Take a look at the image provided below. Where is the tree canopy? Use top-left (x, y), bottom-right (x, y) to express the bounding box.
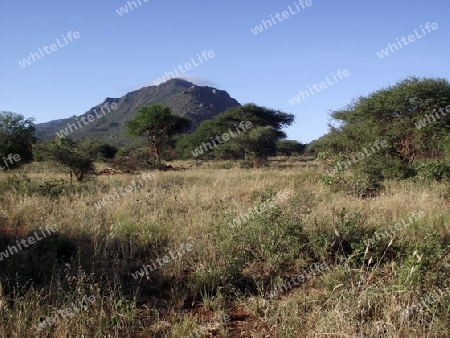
top-left (126, 105), bottom-right (191, 164)
top-left (276, 140), bottom-right (307, 156)
top-left (52, 137), bottom-right (95, 182)
top-left (311, 76), bottom-right (450, 178)
top-left (176, 104), bottom-right (294, 166)
top-left (0, 111), bottom-right (36, 168)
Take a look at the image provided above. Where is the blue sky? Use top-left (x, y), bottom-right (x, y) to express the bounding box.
top-left (1, 0), bottom-right (449, 143)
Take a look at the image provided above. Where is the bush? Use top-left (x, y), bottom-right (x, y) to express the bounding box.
top-left (345, 174), bottom-right (384, 198)
top-left (35, 179), bottom-right (76, 200)
top-left (320, 151), bottom-right (385, 198)
top-left (33, 140), bottom-right (55, 162)
top-left (0, 175), bottom-right (96, 199)
top-left (308, 208), bottom-right (371, 264)
top-left (415, 160), bottom-right (450, 182)
top-left (0, 111), bottom-right (36, 166)
top-left (210, 189), bottom-right (308, 295)
top-left (322, 173), bottom-right (384, 199)
top-left (0, 174), bottom-right (33, 197)
top-left (53, 138), bottom-right (95, 182)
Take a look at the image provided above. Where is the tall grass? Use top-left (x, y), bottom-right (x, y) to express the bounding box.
top-left (0, 160), bottom-right (449, 337)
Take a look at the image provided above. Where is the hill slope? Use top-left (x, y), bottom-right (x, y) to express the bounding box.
top-left (36, 78), bottom-right (240, 146)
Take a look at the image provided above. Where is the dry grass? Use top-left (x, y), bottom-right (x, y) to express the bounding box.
top-left (0, 159), bottom-right (449, 337)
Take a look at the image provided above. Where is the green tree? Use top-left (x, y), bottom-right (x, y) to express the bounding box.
top-left (217, 104), bottom-right (294, 165)
top-left (175, 120), bottom-right (224, 160)
top-left (53, 137), bottom-right (95, 182)
top-left (77, 139), bottom-right (118, 160)
top-left (215, 104), bottom-right (294, 130)
top-left (33, 140), bottom-right (55, 162)
top-left (307, 131), bottom-right (348, 156)
top-left (96, 143), bottom-right (118, 159)
top-left (243, 126), bottom-right (287, 166)
top-left (126, 105), bottom-right (191, 164)
top-left (177, 104), bottom-right (294, 165)
top-left (276, 140), bottom-right (306, 156)
top-left (325, 76), bottom-right (450, 178)
top-left (0, 111), bottom-right (36, 168)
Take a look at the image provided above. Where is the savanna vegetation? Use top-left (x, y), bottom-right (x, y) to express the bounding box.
top-left (0, 76), bottom-right (449, 337)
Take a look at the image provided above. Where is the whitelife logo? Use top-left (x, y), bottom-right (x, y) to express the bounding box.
top-left (415, 104), bottom-right (450, 130)
top-left (55, 101), bottom-right (119, 138)
top-left (190, 121), bottom-right (253, 157)
top-left (131, 241), bottom-right (193, 280)
top-left (288, 69), bottom-right (350, 106)
top-left (115, 0), bottom-right (149, 16)
top-left (250, 0), bottom-right (313, 35)
top-left (265, 261), bottom-right (330, 299)
top-left (0, 154), bottom-right (21, 171)
top-left (377, 22), bottom-right (439, 59)
top-left (94, 173), bottom-right (155, 209)
top-left (0, 224), bottom-right (58, 261)
top-left (34, 294), bottom-right (96, 332)
top-left (326, 140), bottom-right (388, 176)
top-left (228, 190), bottom-right (292, 229)
top-left (152, 50), bottom-right (215, 86)
top-left (18, 31), bottom-right (81, 68)
top-left (363, 211), bottom-right (425, 246)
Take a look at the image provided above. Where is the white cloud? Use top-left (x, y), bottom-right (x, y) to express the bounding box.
top-left (175, 75), bottom-right (217, 87)
top-left (120, 76), bottom-right (218, 93)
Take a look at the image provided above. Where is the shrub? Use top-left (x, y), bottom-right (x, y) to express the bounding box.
top-left (321, 172), bottom-right (384, 199)
top-left (211, 189), bottom-right (308, 295)
top-left (397, 233), bottom-right (449, 289)
top-left (415, 160), bottom-right (450, 182)
top-left (319, 151), bottom-right (384, 198)
top-left (0, 174), bottom-right (33, 196)
top-left (308, 208), bottom-right (372, 264)
top-left (53, 137), bottom-right (95, 182)
top-left (0, 175), bottom-right (96, 199)
top-left (345, 174), bottom-right (384, 198)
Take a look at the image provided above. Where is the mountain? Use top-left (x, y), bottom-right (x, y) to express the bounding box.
top-left (36, 78), bottom-right (241, 146)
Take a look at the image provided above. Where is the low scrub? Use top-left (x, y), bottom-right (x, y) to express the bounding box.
top-left (415, 160), bottom-right (450, 182)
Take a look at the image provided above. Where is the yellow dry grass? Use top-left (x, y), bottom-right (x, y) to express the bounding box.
top-left (0, 159), bottom-right (449, 337)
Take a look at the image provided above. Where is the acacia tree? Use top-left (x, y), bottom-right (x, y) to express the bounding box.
top-left (242, 126), bottom-right (287, 166)
top-left (326, 76), bottom-right (450, 178)
top-left (53, 137), bottom-right (95, 182)
top-left (217, 105), bottom-right (294, 166)
top-left (177, 104), bottom-right (294, 166)
top-left (126, 105), bottom-right (191, 164)
top-left (0, 111), bottom-right (36, 167)
top-left (214, 104), bottom-right (293, 130)
top-left (276, 140), bottom-right (307, 157)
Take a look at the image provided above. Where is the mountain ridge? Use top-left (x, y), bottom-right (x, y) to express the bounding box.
top-left (36, 78), bottom-right (241, 146)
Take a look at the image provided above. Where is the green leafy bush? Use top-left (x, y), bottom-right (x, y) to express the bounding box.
top-left (0, 175), bottom-right (96, 199)
top-left (206, 189), bottom-right (308, 295)
top-left (345, 174), bottom-right (384, 198)
top-left (0, 174), bottom-right (33, 196)
top-left (53, 137), bottom-right (95, 182)
top-left (415, 160), bottom-right (450, 182)
top-left (250, 187), bottom-right (278, 203)
top-left (321, 172), bottom-right (384, 198)
top-left (309, 209), bottom-right (371, 262)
